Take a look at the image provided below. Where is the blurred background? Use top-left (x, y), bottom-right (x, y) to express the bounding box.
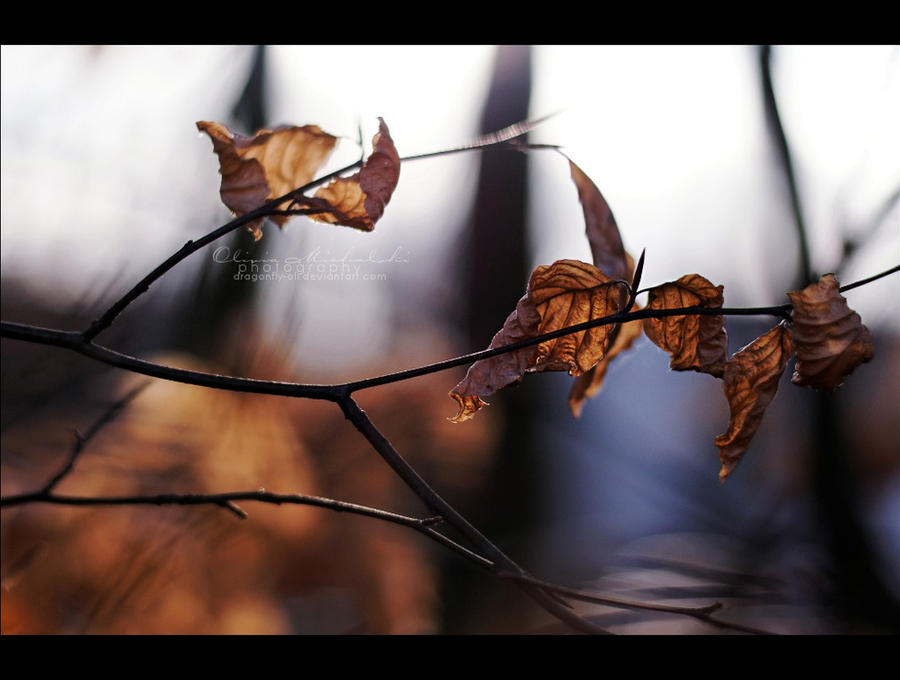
top-left (1, 45), bottom-right (898, 634)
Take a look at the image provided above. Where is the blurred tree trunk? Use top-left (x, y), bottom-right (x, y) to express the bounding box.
top-left (759, 45), bottom-right (900, 632)
top-left (172, 46), bottom-right (269, 367)
top-left (442, 45), bottom-right (538, 633)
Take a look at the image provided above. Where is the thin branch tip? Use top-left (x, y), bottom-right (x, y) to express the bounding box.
top-left (224, 501), bottom-right (248, 519)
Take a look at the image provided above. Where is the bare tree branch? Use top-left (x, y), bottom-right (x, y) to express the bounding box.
top-left (81, 121), bottom-right (548, 343)
top-left (2, 262), bottom-right (896, 402)
top-left (2, 480), bottom-right (773, 632)
top-left (505, 573), bottom-right (773, 635)
top-left (1, 487), bottom-right (441, 529)
top-left (40, 382), bottom-right (151, 494)
top-left (336, 394), bottom-right (611, 634)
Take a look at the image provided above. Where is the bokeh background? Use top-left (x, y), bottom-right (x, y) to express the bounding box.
top-left (1, 45), bottom-right (898, 634)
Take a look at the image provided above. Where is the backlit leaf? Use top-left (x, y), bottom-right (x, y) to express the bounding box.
top-left (448, 295), bottom-right (541, 423)
top-left (450, 260), bottom-right (626, 422)
top-left (529, 261), bottom-right (627, 374)
top-left (787, 274), bottom-right (874, 392)
top-left (569, 159), bottom-right (629, 282)
top-left (715, 323), bottom-right (793, 482)
top-left (197, 121), bottom-right (338, 240)
top-left (644, 274), bottom-right (728, 378)
top-left (564, 162), bottom-right (638, 414)
top-left (308, 118), bottom-right (400, 232)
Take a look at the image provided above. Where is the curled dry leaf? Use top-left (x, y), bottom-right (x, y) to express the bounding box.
top-left (715, 323), bottom-right (793, 482)
top-left (568, 159), bottom-right (630, 282)
top-left (565, 160), bottom-right (639, 414)
top-left (197, 121), bottom-right (338, 241)
top-left (450, 260), bottom-right (627, 422)
top-left (787, 274), bottom-right (874, 392)
top-left (448, 295), bottom-right (540, 423)
top-left (308, 118), bottom-right (401, 232)
top-left (529, 260), bottom-right (628, 375)
top-left (644, 274), bottom-right (728, 378)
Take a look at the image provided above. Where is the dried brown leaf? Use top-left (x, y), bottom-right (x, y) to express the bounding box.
top-left (644, 274), bottom-right (728, 377)
top-left (448, 295), bottom-right (540, 423)
top-left (787, 274), bottom-right (874, 392)
top-left (450, 260), bottom-right (626, 422)
top-left (529, 261), bottom-right (626, 375)
top-left (715, 323), bottom-right (793, 482)
top-left (197, 121), bottom-right (338, 240)
top-left (567, 251), bottom-right (641, 416)
top-left (569, 160), bottom-right (629, 282)
top-left (565, 156), bottom-right (637, 416)
top-left (309, 118), bottom-right (400, 232)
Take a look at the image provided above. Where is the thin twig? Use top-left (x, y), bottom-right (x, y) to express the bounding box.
top-left (80, 166), bottom-right (361, 342)
top-left (504, 573), bottom-right (774, 635)
top-left (505, 572), bottom-right (722, 615)
top-left (838, 263), bottom-right (900, 294)
top-left (80, 120), bottom-right (548, 342)
top-left (398, 114), bottom-right (557, 163)
top-left (337, 394), bottom-right (611, 634)
top-left (0, 322), bottom-right (338, 401)
top-left (4, 263), bottom-right (898, 403)
top-left (0, 305), bottom-right (785, 405)
top-left (5, 477), bottom-right (750, 628)
top-left (1, 472), bottom-right (771, 633)
top-left (41, 381), bottom-right (150, 493)
top-left (3, 474), bottom-right (494, 572)
top-left (340, 303), bottom-right (794, 393)
top-left (222, 500), bottom-right (247, 519)
top-left (0, 487), bottom-right (441, 528)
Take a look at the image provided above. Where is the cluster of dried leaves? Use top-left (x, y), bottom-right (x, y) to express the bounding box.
top-left (197, 118), bottom-right (399, 240)
top-left (447, 159), bottom-right (874, 482)
top-left (198, 119), bottom-right (874, 482)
